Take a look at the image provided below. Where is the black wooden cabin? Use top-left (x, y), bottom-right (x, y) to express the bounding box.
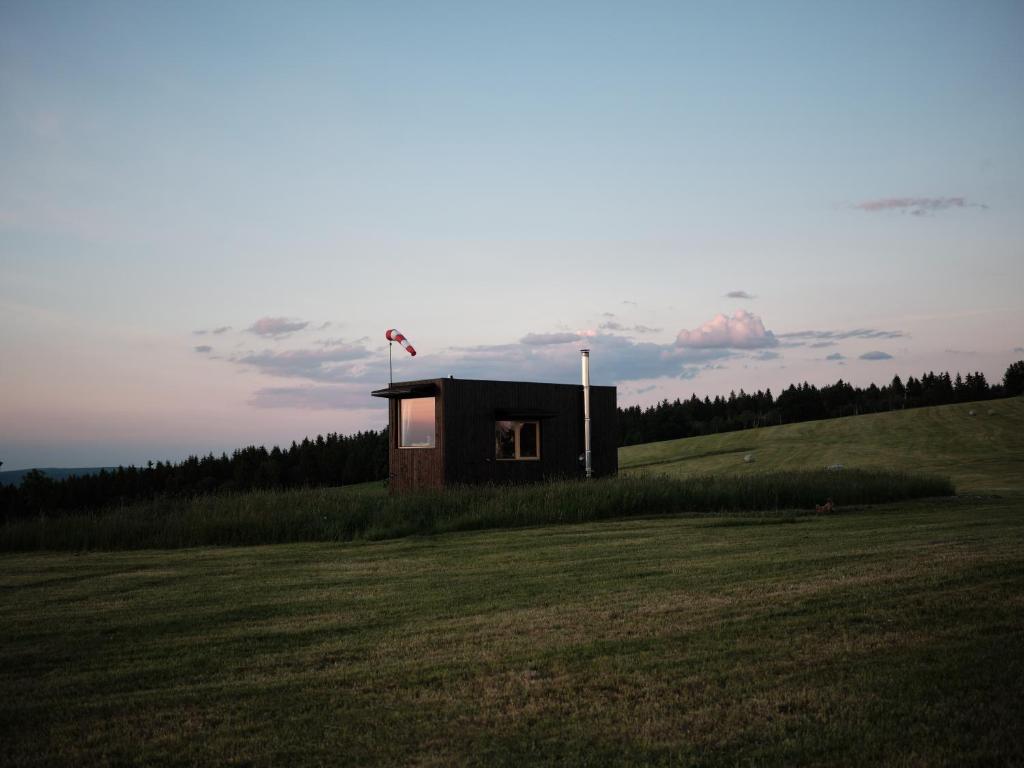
top-left (371, 377), bottom-right (617, 493)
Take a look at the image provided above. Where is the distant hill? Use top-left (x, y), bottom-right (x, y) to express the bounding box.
top-left (0, 467), bottom-right (115, 487)
top-left (619, 396), bottom-right (1024, 493)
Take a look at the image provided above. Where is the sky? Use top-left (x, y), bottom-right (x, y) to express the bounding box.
top-left (1, 0), bottom-right (1022, 470)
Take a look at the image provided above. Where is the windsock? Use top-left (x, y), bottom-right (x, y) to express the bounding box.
top-left (385, 329), bottom-right (417, 356)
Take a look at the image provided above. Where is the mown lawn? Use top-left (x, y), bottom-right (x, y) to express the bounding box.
top-left (620, 396), bottom-right (1024, 492)
top-left (2, 494), bottom-right (1022, 766)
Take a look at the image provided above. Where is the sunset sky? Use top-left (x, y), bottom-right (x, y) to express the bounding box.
top-left (2, 1), bottom-right (1022, 469)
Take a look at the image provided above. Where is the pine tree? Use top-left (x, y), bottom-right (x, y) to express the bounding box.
top-left (1004, 360), bottom-right (1024, 396)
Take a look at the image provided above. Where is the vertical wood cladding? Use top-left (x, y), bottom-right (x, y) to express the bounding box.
top-left (379, 378), bottom-right (616, 492)
top-left (387, 379), bottom-right (445, 493)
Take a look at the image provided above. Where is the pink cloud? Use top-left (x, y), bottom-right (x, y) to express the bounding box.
top-left (853, 197), bottom-right (986, 215)
top-left (675, 310), bottom-right (777, 349)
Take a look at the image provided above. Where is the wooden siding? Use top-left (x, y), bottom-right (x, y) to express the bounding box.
top-left (382, 377), bottom-right (616, 492)
top-left (443, 379), bottom-right (616, 485)
top-left (387, 379), bottom-right (445, 493)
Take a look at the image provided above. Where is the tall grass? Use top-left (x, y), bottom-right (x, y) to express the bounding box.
top-left (0, 470), bottom-right (954, 551)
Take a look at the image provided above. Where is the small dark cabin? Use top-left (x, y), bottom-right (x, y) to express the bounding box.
top-left (371, 377), bottom-right (617, 492)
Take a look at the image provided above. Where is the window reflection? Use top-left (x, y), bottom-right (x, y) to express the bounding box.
top-left (400, 397), bottom-right (435, 448)
top-left (495, 420), bottom-right (540, 460)
top-left (495, 421), bottom-right (516, 459)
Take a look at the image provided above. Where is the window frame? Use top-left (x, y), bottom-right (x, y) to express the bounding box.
top-left (494, 419), bottom-right (541, 461)
top-left (398, 396), bottom-right (436, 449)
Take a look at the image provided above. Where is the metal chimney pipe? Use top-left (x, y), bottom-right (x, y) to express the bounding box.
top-left (581, 349), bottom-right (592, 479)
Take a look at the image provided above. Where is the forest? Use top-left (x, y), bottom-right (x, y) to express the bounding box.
top-left (2, 361), bottom-right (1021, 518)
top-left (619, 363), bottom-right (1023, 445)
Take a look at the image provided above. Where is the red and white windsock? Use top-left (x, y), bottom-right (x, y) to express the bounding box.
top-left (385, 328), bottom-right (417, 356)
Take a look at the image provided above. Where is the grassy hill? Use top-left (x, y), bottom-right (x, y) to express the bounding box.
top-left (620, 396), bottom-right (1024, 492)
top-left (1, 399), bottom-right (1022, 765)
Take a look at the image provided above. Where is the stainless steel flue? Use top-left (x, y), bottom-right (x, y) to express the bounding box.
top-left (581, 349), bottom-right (592, 479)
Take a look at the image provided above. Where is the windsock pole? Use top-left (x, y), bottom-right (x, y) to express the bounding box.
top-left (389, 342), bottom-right (393, 385)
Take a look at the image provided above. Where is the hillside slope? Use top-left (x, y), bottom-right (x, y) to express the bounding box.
top-left (619, 396), bottom-right (1024, 492)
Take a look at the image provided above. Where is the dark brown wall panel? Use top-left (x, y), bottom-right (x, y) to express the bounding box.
top-left (385, 377), bottom-right (616, 493)
top-left (442, 379), bottom-right (617, 486)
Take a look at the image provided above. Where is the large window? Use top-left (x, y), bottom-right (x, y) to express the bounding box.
top-left (400, 397), bottom-right (435, 448)
top-left (495, 420), bottom-right (540, 460)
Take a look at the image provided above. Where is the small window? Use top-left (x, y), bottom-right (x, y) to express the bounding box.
top-left (495, 420), bottom-right (540, 460)
top-left (400, 397), bottom-right (435, 448)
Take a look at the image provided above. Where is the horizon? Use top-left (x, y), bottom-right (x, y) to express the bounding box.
top-left (2, 1), bottom-right (1022, 470)
top-left (1, 359), bottom-right (1016, 472)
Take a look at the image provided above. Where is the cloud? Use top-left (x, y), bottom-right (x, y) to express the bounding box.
top-left (779, 328), bottom-right (904, 342)
top-left (520, 332), bottom-right (581, 346)
top-left (675, 310), bottom-right (777, 349)
top-left (194, 325), bottom-right (232, 336)
top-left (246, 317), bottom-right (309, 338)
top-left (224, 333), bottom-right (704, 398)
top-left (725, 290), bottom-right (756, 299)
top-left (599, 321), bottom-right (663, 334)
top-left (808, 341), bottom-right (837, 348)
top-left (622, 300), bottom-right (638, 306)
top-left (249, 385), bottom-right (387, 411)
top-left (194, 345), bottom-right (213, 354)
top-left (316, 336), bottom-right (362, 347)
top-left (404, 333), bottom-right (730, 387)
top-left (1014, 347), bottom-right (1024, 354)
top-left (853, 197), bottom-right (986, 216)
top-left (826, 353), bottom-right (845, 361)
top-left (233, 340), bottom-right (372, 381)
top-left (859, 351), bottom-right (894, 361)
top-left (225, 311), bottom-right (915, 410)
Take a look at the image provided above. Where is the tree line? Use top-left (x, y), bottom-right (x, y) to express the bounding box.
top-left (618, 360), bottom-right (1024, 446)
top-left (1, 430), bottom-right (388, 519)
top-left (2, 360), bottom-right (1022, 518)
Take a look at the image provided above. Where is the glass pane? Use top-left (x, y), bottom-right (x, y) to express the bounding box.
top-left (519, 422), bottom-right (538, 458)
top-left (400, 397), bottom-right (435, 447)
top-left (495, 421), bottom-right (516, 459)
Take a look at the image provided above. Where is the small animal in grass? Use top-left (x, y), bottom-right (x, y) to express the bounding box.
top-left (815, 498), bottom-right (834, 514)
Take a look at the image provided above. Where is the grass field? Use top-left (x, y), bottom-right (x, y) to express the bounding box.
top-left (1, 469), bottom-right (952, 551)
top-left (2, 496), bottom-right (1022, 766)
top-left (621, 396), bottom-right (1024, 492)
top-left (1, 399), bottom-right (1022, 765)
